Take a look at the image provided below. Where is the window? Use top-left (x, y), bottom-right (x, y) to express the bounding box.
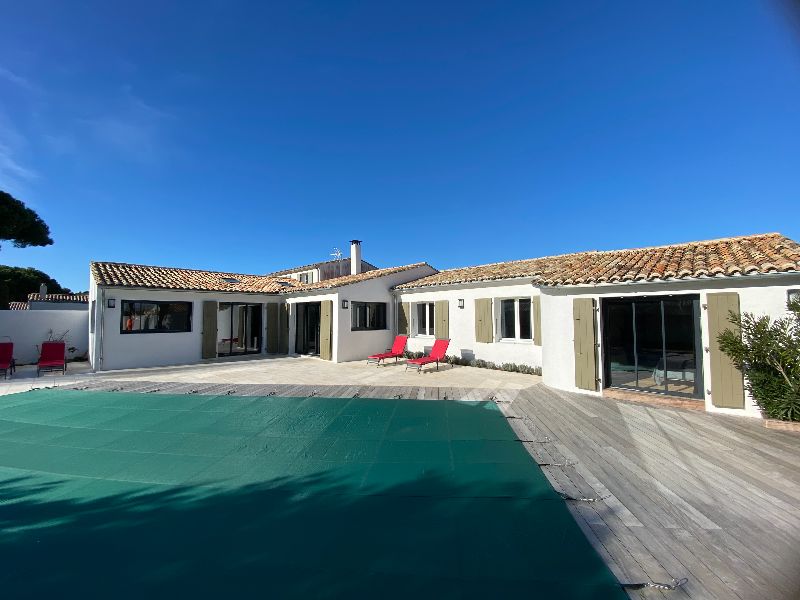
top-left (121, 301), bottom-right (192, 334)
top-left (519, 299), bottom-right (532, 340)
top-left (299, 272), bottom-right (311, 284)
top-left (501, 300), bottom-right (516, 338)
top-left (351, 302), bottom-right (387, 331)
top-left (416, 302), bottom-right (435, 336)
top-left (90, 301), bottom-right (96, 333)
top-left (499, 298), bottom-right (533, 341)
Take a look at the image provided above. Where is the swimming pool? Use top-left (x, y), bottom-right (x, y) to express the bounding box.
top-left (0, 389), bottom-right (625, 598)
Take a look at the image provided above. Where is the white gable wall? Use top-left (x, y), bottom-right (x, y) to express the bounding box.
top-left (396, 280), bottom-right (542, 368)
top-left (336, 265), bottom-right (435, 362)
top-left (285, 264), bottom-right (436, 363)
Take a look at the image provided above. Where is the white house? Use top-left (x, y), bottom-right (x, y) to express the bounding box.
top-left (395, 233), bottom-right (800, 418)
top-left (87, 233), bottom-right (800, 419)
top-left (88, 241), bottom-right (434, 371)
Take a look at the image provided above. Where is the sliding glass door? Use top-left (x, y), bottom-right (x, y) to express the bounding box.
top-left (602, 295), bottom-right (702, 398)
top-left (217, 303), bottom-right (263, 356)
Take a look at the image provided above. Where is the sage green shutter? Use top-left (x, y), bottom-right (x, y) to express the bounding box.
top-left (201, 301), bottom-right (217, 359)
top-left (434, 300), bottom-right (449, 340)
top-left (707, 292), bottom-right (745, 409)
top-left (266, 304), bottom-right (279, 353)
top-left (320, 300), bottom-right (333, 360)
top-left (532, 296), bottom-right (542, 346)
top-left (278, 304), bottom-right (289, 354)
top-left (475, 298), bottom-right (493, 343)
top-left (573, 298), bottom-right (598, 391)
top-left (398, 302), bottom-right (410, 335)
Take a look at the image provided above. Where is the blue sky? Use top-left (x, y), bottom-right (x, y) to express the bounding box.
top-left (1, 1), bottom-right (799, 291)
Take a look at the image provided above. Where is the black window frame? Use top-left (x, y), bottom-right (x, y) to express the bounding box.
top-left (120, 300), bottom-right (193, 334)
top-left (351, 301), bottom-right (388, 331)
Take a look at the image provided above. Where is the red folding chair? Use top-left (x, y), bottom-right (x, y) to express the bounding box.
top-left (406, 339), bottom-right (450, 373)
top-left (0, 342), bottom-right (14, 380)
top-left (367, 335), bottom-right (408, 366)
top-left (38, 341), bottom-right (66, 376)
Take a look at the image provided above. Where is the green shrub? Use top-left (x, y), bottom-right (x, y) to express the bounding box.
top-left (718, 297), bottom-right (800, 421)
top-left (403, 348), bottom-right (542, 376)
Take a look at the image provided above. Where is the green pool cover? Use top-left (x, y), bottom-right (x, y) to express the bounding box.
top-left (0, 389), bottom-right (625, 598)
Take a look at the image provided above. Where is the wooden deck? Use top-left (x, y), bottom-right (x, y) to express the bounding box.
top-left (64, 378), bottom-right (800, 599)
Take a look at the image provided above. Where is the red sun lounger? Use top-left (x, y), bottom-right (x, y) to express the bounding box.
top-left (367, 335), bottom-right (408, 366)
top-left (406, 339), bottom-right (450, 373)
top-left (38, 341), bottom-right (66, 376)
top-left (0, 342), bottom-right (14, 379)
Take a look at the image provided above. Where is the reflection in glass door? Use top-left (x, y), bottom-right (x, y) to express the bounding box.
top-left (217, 303), bottom-right (263, 356)
top-left (602, 296), bottom-right (702, 398)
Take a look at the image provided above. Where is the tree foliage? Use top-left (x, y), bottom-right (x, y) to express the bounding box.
top-left (718, 298), bottom-right (800, 421)
top-left (0, 190), bottom-right (53, 250)
top-left (0, 265), bottom-right (71, 310)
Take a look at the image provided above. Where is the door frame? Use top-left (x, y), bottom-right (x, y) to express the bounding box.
top-left (600, 295), bottom-right (704, 399)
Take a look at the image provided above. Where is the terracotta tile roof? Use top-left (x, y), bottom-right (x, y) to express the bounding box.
top-left (91, 262), bottom-right (302, 294)
top-left (280, 263), bottom-right (434, 293)
top-left (267, 258), bottom-right (378, 277)
top-left (28, 293), bottom-right (89, 303)
top-left (8, 301), bottom-right (28, 310)
top-left (395, 233), bottom-right (800, 289)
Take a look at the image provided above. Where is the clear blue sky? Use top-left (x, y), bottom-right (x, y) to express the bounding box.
top-left (1, 1), bottom-right (799, 291)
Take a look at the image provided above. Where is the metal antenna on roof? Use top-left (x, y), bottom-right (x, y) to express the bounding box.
top-left (331, 247), bottom-right (343, 278)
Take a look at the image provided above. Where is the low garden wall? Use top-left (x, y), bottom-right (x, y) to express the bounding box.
top-left (0, 310), bottom-right (89, 364)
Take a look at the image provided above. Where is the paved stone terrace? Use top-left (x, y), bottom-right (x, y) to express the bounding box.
top-left (2, 356), bottom-right (799, 599)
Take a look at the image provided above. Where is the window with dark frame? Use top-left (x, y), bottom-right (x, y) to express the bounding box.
top-left (501, 299), bottom-right (516, 338)
top-left (351, 301), bottom-right (387, 331)
top-left (415, 302), bottom-right (435, 336)
top-left (121, 300), bottom-right (192, 334)
top-left (500, 298), bottom-right (533, 341)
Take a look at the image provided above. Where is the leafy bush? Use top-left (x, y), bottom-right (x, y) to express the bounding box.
top-left (403, 350), bottom-right (541, 376)
top-left (718, 297), bottom-right (800, 421)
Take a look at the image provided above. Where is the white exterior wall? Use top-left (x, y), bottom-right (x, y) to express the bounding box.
top-left (90, 286), bottom-right (279, 371)
top-left (540, 274), bottom-right (800, 419)
top-left (396, 280), bottom-right (542, 368)
top-left (285, 264), bottom-right (436, 363)
top-left (90, 264), bottom-right (435, 369)
top-left (284, 290), bottom-right (339, 360)
top-left (0, 310), bottom-right (89, 364)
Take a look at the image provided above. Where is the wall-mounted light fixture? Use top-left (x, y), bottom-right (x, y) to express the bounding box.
top-left (458, 299), bottom-right (465, 309)
top-left (341, 300), bottom-right (349, 309)
top-left (107, 298), bottom-right (116, 308)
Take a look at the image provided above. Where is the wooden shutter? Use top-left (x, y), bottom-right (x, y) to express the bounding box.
top-left (707, 292), bottom-right (745, 409)
top-left (434, 300), bottom-right (449, 340)
top-left (475, 298), bottom-right (493, 343)
top-left (573, 298), bottom-right (598, 391)
top-left (201, 301), bottom-right (217, 359)
top-left (398, 302), bottom-right (410, 335)
top-left (320, 300), bottom-right (333, 360)
top-left (532, 296), bottom-right (542, 346)
top-left (278, 303), bottom-right (289, 354)
top-left (266, 304), bottom-right (279, 353)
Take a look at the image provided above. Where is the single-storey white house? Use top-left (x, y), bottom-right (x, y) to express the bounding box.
top-left (88, 241), bottom-right (435, 370)
top-left (88, 234), bottom-right (800, 418)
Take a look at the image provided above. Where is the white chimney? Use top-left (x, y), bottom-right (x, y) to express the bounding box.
top-left (350, 240), bottom-right (362, 275)
top-left (39, 283), bottom-right (47, 300)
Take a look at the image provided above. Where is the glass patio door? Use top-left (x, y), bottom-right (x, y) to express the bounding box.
top-left (602, 295), bottom-right (702, 398)
top-left (217, 303), bottom-right (263, 356)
